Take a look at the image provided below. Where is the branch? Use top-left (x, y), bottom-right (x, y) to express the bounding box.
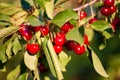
top-left (73, 0), bottom-right (97, 11)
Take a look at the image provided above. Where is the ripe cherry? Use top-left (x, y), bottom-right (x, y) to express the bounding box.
top-left (26, 43), bottom-right (40, 55)
top-left (19, 24), bottom-right (32, 40)
top-left (79, 11), bottom-right (87, 20)
top-left (54, 35), bottom-right (66, 46)
top-left (74, 44), bottom-right (85, 55)
top-left (40, 25), bottom-right (49, 36)
top-left (110, 5), bottom-right (117, 14)
top-left (54, 45), bottom-right (62, 54)
top-left (111, 17), bottom-right (120, 31)
top-left (89, 18), bottom-right (98, 24)
top-left (100, 7), bottom-right (111, 16)
top-left (31, 26), bottom-right (41, 32)
top-left (103, 0), bottom-right (114, 7)
top-left (84, 35), bottom-right (89, 45)
top-left (61, 22), bottom-right (74, 33)
top-left (56, 32), bottom-right (66, 38)
top-left (38, 63), bottom-right (47, 73)
top-left (64, 40), bottom-right (77, 50)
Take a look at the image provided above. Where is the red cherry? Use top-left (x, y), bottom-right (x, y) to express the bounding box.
top-left (54, 35), bottom-right (66, 46)
top-left (56, 32), bottom-right (66, 38)
top-left (31, 26), bottom-right (41, 32)
top-left (61, 22), bottom-right (74, 33)
top-left (103, 0), bottom-right (114, 7)
top-left (54, 45), bottom-right (62, 54)
top-left (64, 40), bottom-right (77, 50)
top-left (89, 18), bottom-right (98, 24)
top-left (38, 63), bottom-right (47, 73)
top-left (74, 44), bottom-right (85, 55)
top-left (19, 24), bottom-right (32, 40)
top-left (40, 25), bottom-right (49, 36)
top-left (111, 17), bottom-right (120, 31)
top-left (110, 5), bottom-right (117, 14)
top-left (84, 35), bottom-right (89, 45)
top-left (26, 43), bottom-right (40, 55)
top-left (80, 11), bottom-right (87, 20)
top-left (100, 7), bottom-right (111, 16)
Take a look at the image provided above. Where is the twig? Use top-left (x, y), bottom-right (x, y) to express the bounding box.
top-left (73, 0), bottom-right (97, 11)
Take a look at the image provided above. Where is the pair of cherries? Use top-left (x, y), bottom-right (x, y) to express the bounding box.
top-left (19, 24), bottom-right (49, 55)
top-left (100, 0), bottom-right (117, 16)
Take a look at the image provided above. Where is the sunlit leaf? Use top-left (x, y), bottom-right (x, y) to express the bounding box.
top-left (91, 20), bottom-right (110, 31)
top-left (66, 27), bottom-right (84, 44)
top-left (91, 50), bottom-right (109, 77)
top-left (7, 65), bottom-right (21, 80)
top-left (45, 0), bottom-right (54, 19)
top-left (0, 26), bottom-right (19, 39)
top-left (42, 37), bottom-right (57, 77)
top-left (53, 9), bottom-right (79, 27)
top-left (24, 51), bottom-right (38, 70)
top-left (58, 51), bottom-right (71, 71)
top-left (0, 14), bottom-right (10, 22)
top-left (17, 72), bottom-right (27, 80)
top-left (0, 65), bottom-right (6, 72)
top-left (13, 37), bottom-right (22, 55)
top-left (29, 16), bottom-right (43, 26)
top-left (0, 44), bottom-right (7, 63)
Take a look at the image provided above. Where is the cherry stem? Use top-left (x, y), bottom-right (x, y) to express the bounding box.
top-left (90, 0), bottom-right (94, 18)
top-left (73, 0), bottom-right (97, 11)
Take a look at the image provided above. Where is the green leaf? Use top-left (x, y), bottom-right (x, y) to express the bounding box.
top-left (36, 0), bottom-right (45, 8)
top-left (17, 72), bottom-right (27, 80)
top-left (29, 16), bottom-right (43, 26)
top-left (13, 37), bottom-right (22, 55)
top-left (45, 0), bottom-right (54, 19)
top-left (0, 14), bottom-right (10, 22)
top-left (0, 22), bottom-right (11, 26)
top-left (7, 65), bottom-right (21, 80)
top-left (0, 26), bottom-right (19, 39)
top-left (0, 44), bottom-right (7, 63)
top-left (58, 51), bottom-right (71, 71)
top-left (66, 27), bottom-right (84, 44)
top-left (42, 37), bottom-right (57, 77)
top-left (91, 50), bottom-right (109, 77)
top-left (52, 9), bottom-right (79, 27)
top-left (102, 28), bottom-right (113, 39)
top-left (24, 51), bottom-right (38, 70)
top-left (0, 65), bottom-right (6, 72)
top-left (91, 20), bottom-right (110, 31)
top-left (6, 38), bottom-right (13, 59)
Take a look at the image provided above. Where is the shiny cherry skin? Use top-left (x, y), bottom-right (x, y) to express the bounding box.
top-left (74, 44), bottom-right (85, 55)
top-left (64, 40), bottom-right (77, 50)
top-left (110, 5), bottom-right (117, 14)
top-left (84, 35), bottom-right (89, 45)
top-left (54, 45), bottom-right (62, 54)
top-left (56, 31), bottom-right (66, 38)
top-left (61, 22), bottom-right (74, 33)
top-left (80, 11), bottom-right (87, 20)
top-left (103, 0), bottom-right (114, 7)
top-left (26, 43), bottom-right (40, 55)
top-left (54, 35), bottom-right (66, 46)
top-left (38, 63), bottom-right (47, 73)
top-left (100, 7), bottom-right (111, 16)
top-left (40, 25), bottom-right (49, 36)
top-left (89, 18), bottom-right (98, 24)
top-left (19, 24), bottom-right (32, 40)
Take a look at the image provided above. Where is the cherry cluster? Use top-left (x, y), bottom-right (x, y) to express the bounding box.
top-left (100, 0), bottom-right (116, 16)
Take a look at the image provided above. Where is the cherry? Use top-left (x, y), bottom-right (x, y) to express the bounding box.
top-left (26, 43), bottom-right (40, 55)
top-left (100, 7), bottom-right (111, 16)
top-left (19, 24), bottom-right (32, 40)
top-left (56, 32), bottom-right (66, 38)
top-left (61, 22), bottom-right (74, 33)
top-left (31, 26), bottom-right (41, 32)
top-left (74, 44), bottom-right (85, 55)
top-left (110, 5), bottom-right (117, 14)
top-left (64, 40), bottom-right (77, 50)
top-left (54, 35), bottom-right (66, 46)
top-left (38, 63), bottom-right (47, 73)
top-left (89, 18), bottom-right (98, 24)
top-left (84, 35), bottom-right (89, 45)
top-left (103, 0), bottom-right (114, 7)
top-left (54, 45), bottom-right (62, 54)
top-left (79, 11), bottom-right (87, 20)
top-left (111, 17), bottom-right (120, 31)
top-left (40, 25), bottom-right (49, 36)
